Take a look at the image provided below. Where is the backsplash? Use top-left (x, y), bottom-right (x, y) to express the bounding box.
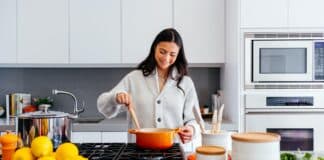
top-left (0, 68), bottom-right (220, 118)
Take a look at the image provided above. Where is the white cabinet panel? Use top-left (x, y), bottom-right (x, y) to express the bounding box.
top-left (70, 0), bottom-right (121, 64)
top-left (102, 132), bottom-right (127, 143)
top-left (17, 0), bottom-right (68, 63)
top-left (174, 0), bottom-right (225, 63)
top-left (240, 0), bottom-right (288, 28)
top-left (122, 0), bottom-right (173, 64)
top-left (0, 0), bottom-right (16, 63)
top-left (289, 0), bottom-right (324, 28)
top-left (71, 132), bottom-right (101, 143)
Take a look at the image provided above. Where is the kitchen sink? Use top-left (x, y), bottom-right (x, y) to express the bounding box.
top-left (73, 117), bottom-right (104, 123)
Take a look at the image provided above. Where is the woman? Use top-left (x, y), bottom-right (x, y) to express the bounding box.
top-left (97, 28), bottom-right (201, 146)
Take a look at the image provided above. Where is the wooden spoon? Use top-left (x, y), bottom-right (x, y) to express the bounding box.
top-left (128, 103), bottom-right (141, 129)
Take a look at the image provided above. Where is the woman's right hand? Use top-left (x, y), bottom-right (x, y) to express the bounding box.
top-left (116, 92), bottom-right (132, 108)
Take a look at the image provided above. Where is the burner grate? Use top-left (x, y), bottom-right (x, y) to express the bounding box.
top-left (117, 143), bottom-right (183, 160)
top-left (77, 143), bottom-right (184, 160)
top-left (77, 143), bottom-right (124, 160)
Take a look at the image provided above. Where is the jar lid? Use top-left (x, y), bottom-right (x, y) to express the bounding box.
top-left (0, 131), bottom-right (18, 145)
top-left (196, 146), bottom-right (225, 155)
top-left (231, 132), bottom-right (280, 143)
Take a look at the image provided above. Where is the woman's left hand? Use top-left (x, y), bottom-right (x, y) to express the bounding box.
top-left (178, 125), bottom-right (194, 144)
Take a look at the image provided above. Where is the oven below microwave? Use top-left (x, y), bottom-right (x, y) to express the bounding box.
top-left (245, 113), bottom-right (324, 151)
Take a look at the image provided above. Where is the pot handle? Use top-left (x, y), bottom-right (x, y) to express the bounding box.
top-left (128, 129), bottom-right (138, 134)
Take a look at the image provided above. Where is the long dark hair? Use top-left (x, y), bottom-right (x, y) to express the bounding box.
top-left (137, 28), bottom-right (188, 92)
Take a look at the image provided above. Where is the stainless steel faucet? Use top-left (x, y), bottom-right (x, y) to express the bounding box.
top-left (52, 89), bottom-right (84, 118)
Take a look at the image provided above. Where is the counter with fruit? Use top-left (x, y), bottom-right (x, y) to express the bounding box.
top-left (9, 136), bottom-right (87, 160)
top-left (281, 152), bottom-right (324, 160)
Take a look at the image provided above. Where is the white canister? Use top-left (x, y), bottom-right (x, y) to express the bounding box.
top-left (201, 130), bottom-right (231, 151)
top-left (231, 132), bottom-right (281, 160)
top-left (196, 146), bottom-right (226, 160)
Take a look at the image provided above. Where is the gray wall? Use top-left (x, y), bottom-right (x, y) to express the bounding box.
top-left (0, 68), bottom-right (220, 118)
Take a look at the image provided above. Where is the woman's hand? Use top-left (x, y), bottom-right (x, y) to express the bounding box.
top-left (178, 125), bottom-right (194, 144)
top-left (116, 92), bottom-right (132, 108)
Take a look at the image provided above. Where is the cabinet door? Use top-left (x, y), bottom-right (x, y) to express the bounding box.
top-left (122, 0), bottom-right (173, 64)
top-left (289, 0), bottom-right (324, 28)
top-left (70, 0), bottom-right (121, 64)
top-left (17, 0), bottom-right (68, 63)
top-left (0, 0), bottom-right (16, 63)
top-left (71, 132), bottom-right (101, 143)
top-left (241, 0), bottom-right (288, 28)
top-left (174, 0), bottom-right (224, 63)
top-left (102, 132), bottom-right (127, 143)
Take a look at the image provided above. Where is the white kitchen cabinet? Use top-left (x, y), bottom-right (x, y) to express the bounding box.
top-left (101, 132), bottom-right (127, 143)
top-left (71, 132), bottom-right (102, 143)
top-left (174, 0), bottom-right (225, 63)
top-left (70, 0), bottom-right (121, 64)
top-left (240, 0), bottom-right (288, 28)
top-left (122, 0), bottom-right (173, 64)
top-left (289, 0), bottom-right (324, 28)
top-left (0, 0), bottom-right (16, 63)
top-left (17, 0), bottom-right (68, 63)
top-left (241, 0), bottom-right (324, 28)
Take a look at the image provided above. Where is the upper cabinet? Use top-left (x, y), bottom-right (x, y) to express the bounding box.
top-left (241, 0), bottom-right (288, 28)
top-left (0, 0), bottom-right (16, 63)
top-left (289, 0), bottom-right (324, 28)
top-left (122, 0), bottom-right (173, 64)
top-left (174, 0), bottom-right (225, 63)
top-left (17, 0), bottom-right (69, 63)
top-left (241, 0), bottom-right (324, 28)
top-left (0, 0), bottom-right (224, 65)
top-left (70, 0), bottom-right (121, 64)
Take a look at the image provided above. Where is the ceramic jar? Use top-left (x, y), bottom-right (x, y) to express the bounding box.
top-left (196, 146), bottom-right (226, 160)
top-left (0, 131), bottom-right (18, 160)
top-left (231, 132), bottom-right (281, 160)
top-left (201, 130), bottom-right (232, 151)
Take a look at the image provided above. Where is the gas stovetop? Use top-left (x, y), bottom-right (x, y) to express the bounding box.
top-left (77, 143), bottom-right (184, 160)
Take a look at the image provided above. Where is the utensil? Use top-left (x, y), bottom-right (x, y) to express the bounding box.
top-left (193, 106), bottom-right (206, 133)
top-left (128, 103), bottom-right (141, 129)
top-left (211, 109), bottom-right (218, 134)
top-left (211, 104), bottom-right (224, 134)
top-left (216, 104), bottom-right (224, 133)
top-left (128, 128), bottom-right (180, 150)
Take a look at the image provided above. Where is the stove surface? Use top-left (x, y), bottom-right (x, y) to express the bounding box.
top-left (77, 143), bottom-right (184, 160)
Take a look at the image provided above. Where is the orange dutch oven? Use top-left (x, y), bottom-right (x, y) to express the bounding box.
top-left (129, 128), bottom-right (180, 150)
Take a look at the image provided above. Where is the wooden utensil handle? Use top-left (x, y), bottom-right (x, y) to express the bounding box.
top-left (129, 104), bottom-right (141, 129)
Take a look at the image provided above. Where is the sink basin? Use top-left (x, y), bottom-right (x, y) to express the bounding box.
top-left (73, 117), bottom-right (104, 123)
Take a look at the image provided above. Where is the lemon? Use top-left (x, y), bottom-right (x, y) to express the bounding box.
top-left (55, 142), bottom-right (79, 160)
top-left (13, 147), bottom-right (35, 160)
top-left (74, 155), bottom-right (88, 160)
top-left (31, 136), bottom-right (53, 157)
top-left (37, 156), bottom-right (55, 160)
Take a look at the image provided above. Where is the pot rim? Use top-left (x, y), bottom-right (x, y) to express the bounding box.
top-left (129, 128), bottom-right (180, 134)
top-left (18, 110), bottom-right (69, 118)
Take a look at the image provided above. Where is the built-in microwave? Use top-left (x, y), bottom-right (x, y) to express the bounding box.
top-left (246, 35), bottom-right (324, 83)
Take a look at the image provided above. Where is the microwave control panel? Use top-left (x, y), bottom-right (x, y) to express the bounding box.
top-left (314, 41), bottom-right (324, 80)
